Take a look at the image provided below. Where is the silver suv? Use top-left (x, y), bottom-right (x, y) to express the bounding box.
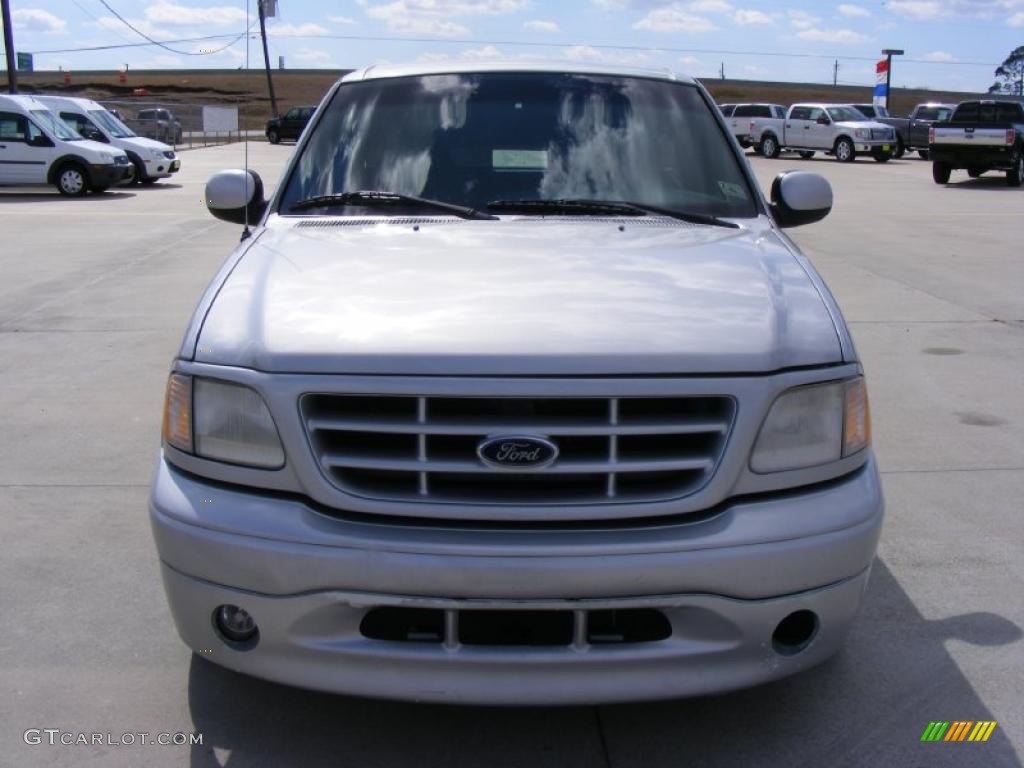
top-left (150, 62), bottom-right (882, 705)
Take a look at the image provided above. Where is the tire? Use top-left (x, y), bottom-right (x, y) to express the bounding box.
top-left (918, 150), bottom-right (929, 160)
top-left (798, 151), bottom-right (814, 159)
top-left (267, 129), bottom-right (280, 145)
top-left (130, 158), bottom-right (146, 185)
top-left (932, 162), bottom-right (951, 184)
top-left (892, 138), bottom-right (905, 159)
top-left (1007, 153), bottom-right (1024, 188)
top-left (967, 167), bottom-right (983, 178)
top-left (55, 163), bottom-right (89, 197)
top-left (760, 134), bottom-right (781, 159)
top-left (834, 137), bottom-right (855, 163)
top-left (873, 150), bottom-right (891, 163)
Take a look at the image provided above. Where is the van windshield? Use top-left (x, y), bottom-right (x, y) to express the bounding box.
top-left (279, 72), bottom-right (758, 219)
top-left (31, 109), bottom-right (81, 141)
top-left (91, 109), bottom-right (136, 138)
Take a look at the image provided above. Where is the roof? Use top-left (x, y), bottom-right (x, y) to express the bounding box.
top-left (0, 93), bottom-right (50, 109)
top-left (342, 59), bottom-right (696, 85)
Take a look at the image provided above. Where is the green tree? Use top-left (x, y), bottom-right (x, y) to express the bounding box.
top-left (988, 46), bottom-right (1024, 95)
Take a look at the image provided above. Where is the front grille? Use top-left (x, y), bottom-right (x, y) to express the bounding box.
top-left (871, 128), bottom-right (894, 141)
top-left (359, 606), bottom-right (672, 647)
top-left (301, 394), bottom-right (734, 505)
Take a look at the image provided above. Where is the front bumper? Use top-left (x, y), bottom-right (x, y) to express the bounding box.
top-left (854, 140), bottom-right (892, 153)
top-left (150, 456), bottom-right (883, 704)
top-left (90, 163), bottom-right (133, 186)
top-left (142, 156), bottom-right (180, 180)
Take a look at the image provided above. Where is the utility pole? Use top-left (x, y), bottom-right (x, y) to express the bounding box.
top-left (719, 62), bottom-right (725, 80)
top-left (2, 0), bottom-right (18, 94)
top-left (258, 0), bottom-right (279, 118)
top-left (833, 59), bottom-right (839, 87)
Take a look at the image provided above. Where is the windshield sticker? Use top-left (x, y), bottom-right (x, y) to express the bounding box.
top-left (718, 180), bottom-right (746, 200)
top-left (493, 149), bottom-right (549, 171)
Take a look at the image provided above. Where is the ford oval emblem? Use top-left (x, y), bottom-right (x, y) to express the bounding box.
top-left (477, 435), bottom-right (559, 470)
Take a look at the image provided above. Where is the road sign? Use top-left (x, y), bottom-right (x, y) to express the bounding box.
top-left (16, 51), bottom-right (33, 72)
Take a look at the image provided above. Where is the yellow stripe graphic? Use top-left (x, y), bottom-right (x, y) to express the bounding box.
top-left (980, 722), bottom-right (997, 742)
top-left (968, 723), bottom-right (985, 741)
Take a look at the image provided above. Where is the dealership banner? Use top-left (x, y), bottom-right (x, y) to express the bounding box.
top-left (873, 59), bottom-right (889, 109)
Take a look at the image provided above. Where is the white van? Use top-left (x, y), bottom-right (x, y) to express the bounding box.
top-left (35, 95), bottom-right (180, 185)
top-left (0, 94), bottom-right (133, 196)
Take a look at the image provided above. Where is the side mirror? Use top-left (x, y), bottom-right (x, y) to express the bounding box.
top-left (28, 134), bottom-right (53, 148)
top-left (205, 169), bottom-right (267, 226)
top-left (816, 115), bottom-right (830, 125)
top-left (770, 171), bottom-right (832, 228)
top-left (86, 128), bottom-right (108, 143)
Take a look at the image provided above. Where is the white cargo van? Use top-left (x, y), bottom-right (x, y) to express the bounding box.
top-left (35, 95), bottom-right (180, 185)
top-left (0, 94), bottom-right (133, 196)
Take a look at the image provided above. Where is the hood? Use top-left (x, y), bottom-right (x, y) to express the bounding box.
top-left (194, 217), bottom-right (842, 375)
top-left (119, 136), bottom-right (172, 153)
top-left (73, 139), bottom-right (127, 158)
top-left (837, 119), bottom-right (891, 131)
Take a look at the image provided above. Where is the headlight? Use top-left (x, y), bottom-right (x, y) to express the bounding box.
top-left (149, 148), bottom-right (164, 159)
top-left (750, 377), bottom-right (870, 473)
top-left (854, 128), bottom-right (870, 139)
top-left (161, 374), bottom-right (285, 468)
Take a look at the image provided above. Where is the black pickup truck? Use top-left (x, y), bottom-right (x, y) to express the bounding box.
top-left (929, 99), bottom-right (1024, 186)
top-left (850, 102), bottom-right (955, 159)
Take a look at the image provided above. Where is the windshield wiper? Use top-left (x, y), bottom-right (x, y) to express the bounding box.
top-left (289, 191), bottom-right (497, 220)
top-left (486, 199), bottom-right (739, 229)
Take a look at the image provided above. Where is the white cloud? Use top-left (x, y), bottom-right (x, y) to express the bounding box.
top-left (733, 9), bottom-right (773, 24)
top-left (921, 49), bottom-right (957, 61)
top-left (680, 55), bottom-right (701, 65)
top-left (686, 0), bottom-right (733, 12)
top-left (268, 22), bottom-right (330, 36)
top-left (294, 49), bottom-right (337, 66)
top-left (837, 3), bottom-right (871, 17)
top-left (562, 45), bottom-right (655, 65)
top-left (1011, 10), bottom-right (1024, 24)
top-left (885, 0), bottom-right (1024, 19)
top-left (362, 0), bottom-right (529, 37)
top-left (461, 44), bottom-right (504, 59)
top-left (144, 1), bottom-right (246, 26)
top-left (796, 27), bottom-right (868, 43)
top-left (12, 8), bottom-right (67, 33)
top-left (328, 15), bottom-right (357, 25)
top-left (524, 19), bottom-right (560, 32)
top-left (633, 6), bottom-right (717, 32)
top-left (94, 15), bottom-right (170, 39)
top-left (887, 1), bottom-right (946, 18)
top-left (787, 9), bottom-right (820, 28)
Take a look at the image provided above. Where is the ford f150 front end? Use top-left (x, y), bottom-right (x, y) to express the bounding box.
top-left (149, 62), bottom-right (883, 704)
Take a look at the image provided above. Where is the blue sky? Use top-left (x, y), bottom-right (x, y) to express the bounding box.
top-left (1, 0), bottom-right (1020, 92)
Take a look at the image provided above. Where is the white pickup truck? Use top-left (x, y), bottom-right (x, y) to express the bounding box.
top-left (750, 103), bottom-right (895, 162)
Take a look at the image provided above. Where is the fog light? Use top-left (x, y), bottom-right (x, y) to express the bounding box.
top-left (214, 604), bottom-right (258, 643)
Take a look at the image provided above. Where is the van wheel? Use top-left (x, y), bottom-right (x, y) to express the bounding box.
top-left (1007, 153), bottom-right (1024, 187)
top-left (932, 162), bottom-right (952, 184)
top-left (761, 134), bottom-right (780, 158)
top-left (834, 137), bottom-right (855, 163)
top-left (130, 158), bottom-right (146, 185)
top-left (798, 151), bottom-right (814, 159)
top-left (56, 164), bottom-right (89, 197)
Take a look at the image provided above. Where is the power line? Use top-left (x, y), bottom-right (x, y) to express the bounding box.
top-left (30, 32), bottom-right (251, 56)
top-left (94, 0), bottom-right (250, 56)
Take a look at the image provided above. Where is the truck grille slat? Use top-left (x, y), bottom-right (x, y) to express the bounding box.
top-left (302, 394), bottom-right (734, 506)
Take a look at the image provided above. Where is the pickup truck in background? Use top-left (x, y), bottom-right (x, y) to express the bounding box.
top-left (726, 103), bottom-right (786, 149)
top-left (929, 99), bottom-right (1024, 186)
top-left (750, 103), bottom-right (895, 162)
top-left (849, 102), bottom-right (955, 159)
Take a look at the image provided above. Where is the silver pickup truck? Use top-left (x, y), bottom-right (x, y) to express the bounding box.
top-left (149, 61), bottom-right (882, 705)
top-left (751, 103), bottom-right (895, 162)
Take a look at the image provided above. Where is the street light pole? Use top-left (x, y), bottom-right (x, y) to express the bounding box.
top-left (2, 0), bottom-right (18, 94)
top-left (881, 48), bottom-right (904, 111)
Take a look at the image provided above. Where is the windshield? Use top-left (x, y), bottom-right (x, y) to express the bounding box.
top-left (279, 73), bottom-right (758, 219)
top-left (827, 106), bottom-right (869, 122)
top-left (91, 109), bottom-right (136, 138)
top-left (30, 109), bottom-right (81, 141)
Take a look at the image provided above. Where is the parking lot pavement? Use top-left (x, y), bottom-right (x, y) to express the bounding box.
top-left (1, 145), bottom-right (1021, 767)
